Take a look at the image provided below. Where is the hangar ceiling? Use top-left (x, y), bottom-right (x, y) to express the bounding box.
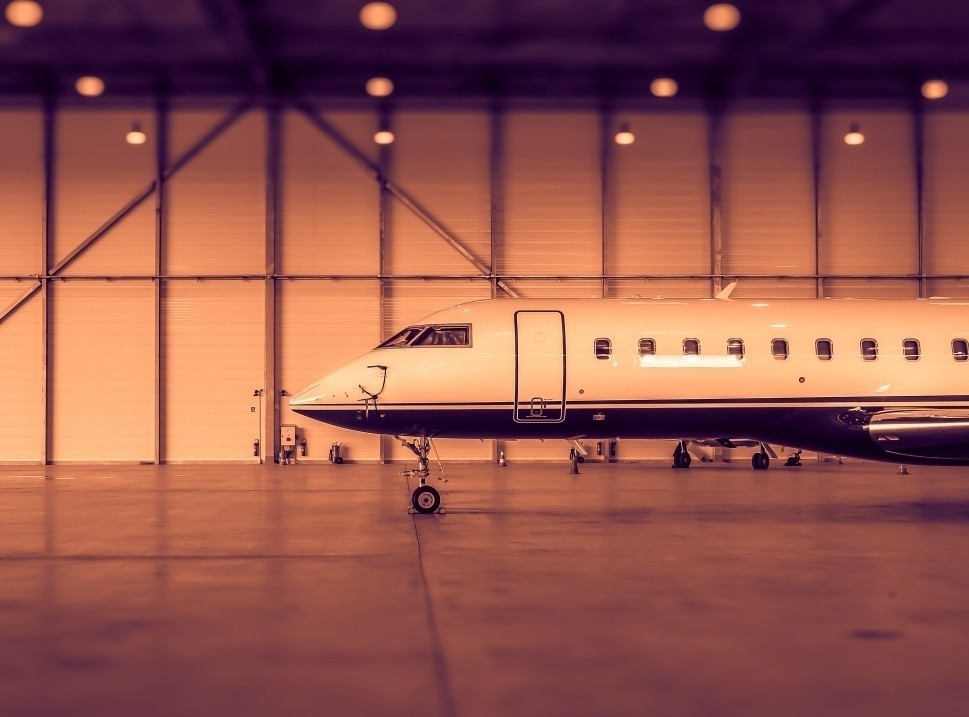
top-left (1, 0), bottom-right (968, 102)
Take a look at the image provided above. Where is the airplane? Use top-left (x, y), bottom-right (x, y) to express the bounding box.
top-left (290, 296), bottom-right (969, 514)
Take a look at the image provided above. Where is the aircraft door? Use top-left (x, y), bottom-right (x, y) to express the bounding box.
top-left (514, 310), bottom-right (566, 423)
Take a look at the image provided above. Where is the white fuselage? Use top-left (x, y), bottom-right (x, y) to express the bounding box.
top-left (290, 298), bottom-right (969, 464)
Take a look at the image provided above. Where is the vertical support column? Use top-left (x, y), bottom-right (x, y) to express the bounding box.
top-left (913, 97), bottom-right (926, 299)
top-left (489, 98), bottom-right (503, 301)
top-left (489, 98), bottom-right (503, 463)
top-left (810, 96), bottom-right (824, 298)
top-left (41, 95), bottom-right (55, 466)
top-left (264, 101), bottom-right (281, 465)
top-left (707, 103), bottom-right (724, 297)
top-left (154, 92), bottom-right (168, 464)
top-left (377, 106), bottom-right (392, 464)
top-left (598, 102), bottom-right (610, 299)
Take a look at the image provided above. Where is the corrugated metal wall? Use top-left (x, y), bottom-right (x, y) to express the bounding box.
top-left (1, 102), bottom-right (967, 463)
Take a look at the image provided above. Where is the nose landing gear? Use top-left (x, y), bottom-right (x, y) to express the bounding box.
top-left (400, 434), bottom-right (445, 514)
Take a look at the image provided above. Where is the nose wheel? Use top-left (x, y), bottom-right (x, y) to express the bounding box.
top-left (412, 485), bottom-right (441, 514)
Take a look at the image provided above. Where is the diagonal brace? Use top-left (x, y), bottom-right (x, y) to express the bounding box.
top-left (49, 100), bottom-right (254, 276)
top-left (0, 280), bottom-right (42, 327)
top-left (296, 102), bottom-right (517, 298)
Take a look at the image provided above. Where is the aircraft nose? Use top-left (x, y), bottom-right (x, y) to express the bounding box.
top-left (288, 384), bottom-right (321, 408)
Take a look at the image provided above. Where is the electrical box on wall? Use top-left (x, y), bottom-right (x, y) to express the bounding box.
top-left (280, 425), bottom-right (296, 446)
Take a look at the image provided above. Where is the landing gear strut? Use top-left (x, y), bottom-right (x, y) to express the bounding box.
top-left (400, 435), bottom-right (443, 514)
top-left (672, 441), bottom-right (692, 469)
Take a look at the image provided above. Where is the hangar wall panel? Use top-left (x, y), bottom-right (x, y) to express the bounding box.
top-left (55, 110), bottom-right (155, 276)
top-left (606, 279), bottom-right (711, 299)
top-left (279, 111), bottom-right (380, 276)
top-left (721, 112), bottom-right (815, 277)
top-left (382, 279), bottom-right (493, 461)
top-left (819, 111), bottom-right (917, 276)
top-left (924, 112), bottom-right (969, 277)
top-left (163, 281), bottom-right (263, 461)
top-left (823, 279), bottom-right (917, 298)
top-left (606, 112), bottom-right (710, 277)
top-left (498, 112), bottom-right (601, 276)
top-left (728, 279), bottom-right (818, 299)
top-left (0, 110), bottom-right (43, 275)
top-left (925, 280), bottom-right (969, 299)
top-left (504, 279), bottom-right (603, 299)
top-left (165, 110), bottom-right (265, 275)
top-left (50, 281), bottom-right (154, 462)
top-left (277, 280), bottom-right (381, 462)
top-left (501, 438), bottom-right (565, 461)
top-left (0, 284), bottom-right (43, 461)
top-left (386, 111), bottom-right (491, 277)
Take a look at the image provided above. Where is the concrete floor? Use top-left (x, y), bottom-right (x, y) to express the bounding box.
top-left (2, 459), bottom-right (969, 717)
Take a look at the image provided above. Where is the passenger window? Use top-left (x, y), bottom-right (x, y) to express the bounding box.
top-left (638, 338), bottom-right (656, 356)
top-left (816, 339), bottom-right (833, 361)
top-left (727, 338), bottom-right (744, 360)
top-left (683, 339), bottom-right (700, 356)
top-left (902, 339), bottom-right (920, 361)
top-left (860, 339), bottom-right (878, 361)
top-left (411, 325), bottom-right (471, 347)
top-left (595, 338), bottom-right (612, 360)
top-left (953, 339), bottom-right (969, 362)
top-left (771, 339), bottom-right (789, 360)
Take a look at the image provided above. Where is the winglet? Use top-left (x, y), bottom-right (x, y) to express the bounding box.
top-left (715, 281), bottom-right (737, 300)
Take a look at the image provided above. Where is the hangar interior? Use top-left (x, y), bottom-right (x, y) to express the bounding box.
top-left (3, 0), bottom-right (969, 465)
top-left (4, 4), bottom-right (969, 717)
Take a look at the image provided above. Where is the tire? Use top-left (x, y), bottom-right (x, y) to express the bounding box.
top-left (752, 453), bottom-right (769, 470)
top-left (412, 485), bottom-right (441, 514)
top-left (335, 456), bottom-right (344, 464)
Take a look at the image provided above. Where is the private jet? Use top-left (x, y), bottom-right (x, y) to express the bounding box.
top-left (291, 296), bottom-right (969, 513)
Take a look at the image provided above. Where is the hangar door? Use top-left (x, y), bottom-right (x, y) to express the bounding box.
top-left (514, 311), bottom-right (566, 423)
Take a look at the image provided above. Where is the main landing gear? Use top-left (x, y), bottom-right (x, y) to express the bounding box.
top-left (752, 443), bottom-right (770, 470)
top-left (400, 435), bottom-right (444, 514)
top-left (672, 441), bottom-right (692, 469)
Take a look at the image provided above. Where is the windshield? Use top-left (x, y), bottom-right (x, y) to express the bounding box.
top-left (378, 326), bottom-right (424, 348)
top-left (377, 325), bottom-right (471, 348)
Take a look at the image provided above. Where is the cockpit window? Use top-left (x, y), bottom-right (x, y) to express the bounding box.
top-left (378, 325), bottom-right (471, 348)
top-left (411, 325), bottom-right (471, 347)
top-left (378, 326), bottom-right (424, 348)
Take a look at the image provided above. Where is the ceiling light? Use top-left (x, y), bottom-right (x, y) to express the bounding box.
top-left (650, 77), bottom-right (678, 98)
top-left (921, 79), bottom-right (949, 100)
top-left (359, 2), bottom-right (396, 30)
top-left (374, 130), bottom-right (395, 145)
top-left (366, 76), bottom-right (394, 97)
top-left (703, 3), bottom-right (741, 31)
top-left (5, 0), bottom-right (43, 26)
top-left (614, 123), bottom-right (635, 145)
top-left (75, 76), bottom-right (105, 97)
top-left (844, 123), bottom-right (864, 146)
top-left (126, 122), bottom-right (147, 145)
